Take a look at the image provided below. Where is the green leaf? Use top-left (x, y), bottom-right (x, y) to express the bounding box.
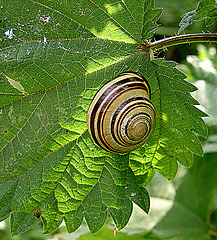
top-left (142, 0), bottom-right (162, 39)
top-left (0, 0), bottom-right (161, 46)
top-left (206, 7), bottom-right (217, 26)
top-left (11, 212), bottom-right (41, 236)
top-left (129, 58), bottom-right (207, 182)
top-left (178, 10), bottom-right (197, 34)
top-left (40, 193), bottom-right (64, 235)
top-left (195, 0), bottom-right (216, 21)
top-left (152, 154), bottom-right (217, 239)
top-left (178, 0), bottom-right (217, 33)
top-left (175, 154), bottom-right (217, 223)
top-left (124, 153), bottom-right (217, 239)
top-left (0, 0), bottom-right (207, 236)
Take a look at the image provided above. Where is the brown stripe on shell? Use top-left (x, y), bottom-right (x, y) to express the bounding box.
top-left (87, 72), bottom-right (156, 153)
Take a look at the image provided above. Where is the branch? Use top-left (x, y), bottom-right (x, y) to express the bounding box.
top-left (148, 33), bottom-right (217, 52)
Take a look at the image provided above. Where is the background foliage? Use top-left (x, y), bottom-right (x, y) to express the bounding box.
top-left (0, 0), bottom-right (217, 239)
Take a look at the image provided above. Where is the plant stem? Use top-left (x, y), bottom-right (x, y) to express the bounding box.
top-left (148, 33), bottom-right (217, 52)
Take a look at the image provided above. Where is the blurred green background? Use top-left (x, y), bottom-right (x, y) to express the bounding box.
top-left (1, 0), bottom-right (217, 239)
top-left (155, 0), bottom-right (217, 62)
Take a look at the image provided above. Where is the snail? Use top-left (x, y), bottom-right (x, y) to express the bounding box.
top-left (87, 72), bottom-right (156, 153)
top-left (33, 209), bottom-right (41, 218)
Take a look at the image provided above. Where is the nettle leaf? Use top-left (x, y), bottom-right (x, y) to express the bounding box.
top-left (130, 59), bottom-right (207, 184)
top-left (0, 0), bottom-right (207, 236)
top-left (178, 0), bottom-right (217, 33)
top-left (178, 10), bottom-right (197, 34)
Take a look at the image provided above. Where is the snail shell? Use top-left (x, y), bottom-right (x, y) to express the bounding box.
top-left (34, 209), bottom-right (41, 218)
top-left (87, 72), bottom-right (156, 153)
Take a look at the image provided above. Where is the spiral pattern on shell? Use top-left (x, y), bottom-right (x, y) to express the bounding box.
top-left (87, 72), bottom-right (156, 153)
